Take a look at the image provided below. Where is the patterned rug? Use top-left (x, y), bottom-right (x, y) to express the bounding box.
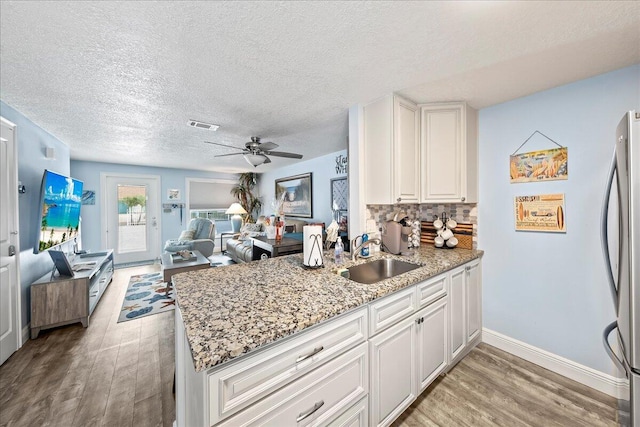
top-left (118, 272), bottom-right (175, 322)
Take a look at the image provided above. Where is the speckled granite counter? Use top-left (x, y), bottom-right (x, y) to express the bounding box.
top-left (173, 246), bottom-right (483, 372)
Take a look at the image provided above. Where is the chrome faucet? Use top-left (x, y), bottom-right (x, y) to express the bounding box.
top-left (351, 237), bottom-right (382, 261)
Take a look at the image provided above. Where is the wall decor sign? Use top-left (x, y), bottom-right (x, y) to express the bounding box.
top-left (514, 193), bottom-right (566, 233)
top-left (335, 154), bottom-right (348, 174)
top-left (81, 190), bottom-right (96, 205)
top-left (275, 173), bottom-right (313, 218)
top-left (510, 147), bottom-right (568, 183)
top-left (168, 189), bottom-right (181, 200)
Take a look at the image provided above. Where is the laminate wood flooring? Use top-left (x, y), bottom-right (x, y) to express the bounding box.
top-left (0, 264), bottom-right (174, 427)
top-left (393, 343), bottom-right (618, 427)
top-left (1, 264), bottom-right (618, 427)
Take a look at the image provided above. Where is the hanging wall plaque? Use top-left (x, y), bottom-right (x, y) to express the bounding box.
top-left (510, 131), bottom-right (568, 183)
top-left (514, 194), bottom-right (566, 233)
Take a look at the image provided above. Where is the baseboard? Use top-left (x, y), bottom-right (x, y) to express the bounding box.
top-left (22, 323), bottom-right (30, 344)
top-left (483, 327), bottom-right (629, 399)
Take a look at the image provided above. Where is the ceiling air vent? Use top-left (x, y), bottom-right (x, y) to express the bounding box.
top-left (188, 120), bottom-right (219, 131)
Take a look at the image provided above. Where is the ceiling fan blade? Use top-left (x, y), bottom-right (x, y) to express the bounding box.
top-left (204, 141), bottom-right (245, 151)
top-left (214, 152), bottom-right (245, 158)
top-left (257, 141), bottom-right (278, 151)
top-left (264, 150), bottom-right (303, 159)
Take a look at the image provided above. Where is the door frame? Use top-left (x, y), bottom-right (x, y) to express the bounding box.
top-left (1, 116), bottom-right (22, 356)
top-left (100, 172), bottom-right (162, 263)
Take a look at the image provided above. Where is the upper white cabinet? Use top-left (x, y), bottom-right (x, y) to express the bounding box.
top-left (420, 102), bottom-right (478, 203)
top-left (363, 95), bottom-right (420, 204)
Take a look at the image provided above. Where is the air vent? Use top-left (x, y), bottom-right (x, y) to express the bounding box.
top-left (188, 120), bottom-right (219, 131)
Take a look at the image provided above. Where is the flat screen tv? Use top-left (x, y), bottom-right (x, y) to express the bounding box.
top-left (34, 170), bottom-right (84, 253)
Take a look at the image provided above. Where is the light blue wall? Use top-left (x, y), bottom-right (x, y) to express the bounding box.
top-left (478, 64), bottom-right (640, 375)
top-left (70, 161), bottom-right (238, 252)
top-left (257, 149), bottom-right (348, 227)
top-left (1, 100), bottom-right (72, 329)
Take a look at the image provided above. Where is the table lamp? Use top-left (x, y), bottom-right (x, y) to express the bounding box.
top-left (226, 203), bottom-right (248, 233)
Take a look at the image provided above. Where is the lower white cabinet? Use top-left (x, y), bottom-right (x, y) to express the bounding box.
top-left (449, 258), bottom-right (482, 366)
top-left (328, 397), bottom-right (368, 427)
top-left (369, 296), bottom-right (449, 427)
top-left (369, 313), bottom-right (417, 426)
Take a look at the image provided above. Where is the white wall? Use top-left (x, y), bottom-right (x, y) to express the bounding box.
top-left (257, 149), bottom-right (348, 227)
top-left (478, 64), bottom-right (639, 375)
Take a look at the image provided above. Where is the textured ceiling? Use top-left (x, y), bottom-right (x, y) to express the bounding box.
top-left (1, 1), bottom-right (639, 173)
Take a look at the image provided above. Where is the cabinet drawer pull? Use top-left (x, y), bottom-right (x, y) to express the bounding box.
top-left (296, 400), bottom-right (324, 422)
top-left (296, 346), bottom-right (324, 363)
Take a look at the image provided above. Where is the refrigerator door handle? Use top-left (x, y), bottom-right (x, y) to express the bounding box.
top-left (603, 320), bottom-right (626, 372)
top-left (600, 148), bottom-right (619, 309)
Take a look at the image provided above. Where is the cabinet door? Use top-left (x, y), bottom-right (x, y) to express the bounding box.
top-left (421, 104), bottom-right (463, 202)
top-left (31, 279), bottom-right (88, 327)
top-left (364, 96), bottom-right (393, 205)
top-left (466, 259), bottom-right (482, 342)
top-left (416, 298), bottom-right (448, 392)
top-left (369, 316), bottom-right (416, 427)
top-left (449, 265), bottom-right (466, 363)
top-left (393, 96), bottom-right (420, 204)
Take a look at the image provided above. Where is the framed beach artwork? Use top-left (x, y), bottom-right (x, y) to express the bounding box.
top-left (275, 173), bottom-right (313, 218)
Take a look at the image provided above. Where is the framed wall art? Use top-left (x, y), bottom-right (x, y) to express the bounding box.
top-left (275, 173), bottom-right (313, 218)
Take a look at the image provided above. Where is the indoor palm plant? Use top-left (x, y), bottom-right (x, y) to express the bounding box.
top-left (231, 172), bottom-right (262, 223)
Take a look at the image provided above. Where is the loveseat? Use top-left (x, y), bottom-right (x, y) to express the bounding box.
top-left (226, 218), bottom-right (308, 263)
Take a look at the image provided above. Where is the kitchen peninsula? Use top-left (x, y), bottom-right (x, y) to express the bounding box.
top-left (174, 246), bottom-right (483, 426)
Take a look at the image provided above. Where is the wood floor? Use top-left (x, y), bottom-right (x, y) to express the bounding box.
top-left (0, 264), bottom-right (174, 427)
top-left (1, 263), bottom-right (617, 427)
top-left (393, 343), bottom-right (618, 427)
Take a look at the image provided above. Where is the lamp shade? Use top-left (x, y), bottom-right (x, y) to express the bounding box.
top-left (226, 203), bottom-right (247, 215)
top-left (244, 153), bottom-right (267, 167)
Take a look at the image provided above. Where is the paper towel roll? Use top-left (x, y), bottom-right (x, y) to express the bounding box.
top-left (303, 225), bottom-right (323, 267)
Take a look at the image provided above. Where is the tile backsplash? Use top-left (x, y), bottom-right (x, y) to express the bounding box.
top-left (366, 203), bottom-right (478, 248)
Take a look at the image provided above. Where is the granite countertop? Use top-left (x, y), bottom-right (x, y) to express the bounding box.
top-left (173, 245), bottom-right (483, 372)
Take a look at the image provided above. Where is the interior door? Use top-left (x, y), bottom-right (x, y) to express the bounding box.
top-left (102, 174), bottom-right (160, 265)
top-left (0, 117), bottom-right (21, 365)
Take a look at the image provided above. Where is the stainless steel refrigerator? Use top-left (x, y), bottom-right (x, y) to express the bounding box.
top-left (602, 110), bottom-right (639, 426)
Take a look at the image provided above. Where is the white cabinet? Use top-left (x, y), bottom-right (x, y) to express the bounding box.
top-left (363, 94), bottom-right (420, 204)
top-left (420, 102), bottom-right (478, 203)
top-left (417, 298), bottom-right (448, 392)
top-left (449, 258), bottom-right (482, 366)
top-left (369, 313), bottom-right (417, 427)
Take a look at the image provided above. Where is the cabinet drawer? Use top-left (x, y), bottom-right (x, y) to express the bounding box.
top-left (369, 287), bottom-right (416, 336)
top-left (209, 307), bottom-right (368, 424)
top-left (416, 274), bottom-right (447, 308)
top-left (327, 397), bottom-right (368, 427)
top-left (219, 342), bottom-right (368, 427)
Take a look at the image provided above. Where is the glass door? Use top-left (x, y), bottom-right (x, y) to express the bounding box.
top-left (103, 174), bottom-right (160, 265)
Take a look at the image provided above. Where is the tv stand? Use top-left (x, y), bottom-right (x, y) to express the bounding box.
top-left (30, 250), bottom-right (114, 339)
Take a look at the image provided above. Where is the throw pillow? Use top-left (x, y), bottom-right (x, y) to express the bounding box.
top-left (178, 230), bottom-right (195, 242)
top-left (242, 223), bottom-right (264, 233)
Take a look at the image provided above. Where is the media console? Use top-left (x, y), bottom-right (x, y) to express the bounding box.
top-left (30, 250), bottom-right (114, 339)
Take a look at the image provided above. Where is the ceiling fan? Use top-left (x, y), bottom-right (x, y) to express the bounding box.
top-left (205, 137), bottom-right (303, 167)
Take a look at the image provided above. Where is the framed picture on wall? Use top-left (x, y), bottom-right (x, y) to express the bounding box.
top-left (275, 173), bottom-right (313, 218)
top-left (331, 177), bottom-right (348, 211)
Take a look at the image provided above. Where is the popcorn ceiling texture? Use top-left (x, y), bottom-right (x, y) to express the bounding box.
top-left (367, 203), bottom-right (478, 248)
top-left (1, 2), bottom-right (638, 173)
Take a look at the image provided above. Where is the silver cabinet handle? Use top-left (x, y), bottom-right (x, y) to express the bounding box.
top-left (296, 346), bottom-right (324, 363)
top-left (296, 400), bottom-right (324, 423)
top-left (10, 231), bottom-right (18, 235)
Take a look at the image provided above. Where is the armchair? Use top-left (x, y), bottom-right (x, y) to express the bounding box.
top-left (164, 218), bottom-right (216, 258)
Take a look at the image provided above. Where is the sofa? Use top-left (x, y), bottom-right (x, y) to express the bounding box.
top-left (226, 218), bottom-right (309, 263)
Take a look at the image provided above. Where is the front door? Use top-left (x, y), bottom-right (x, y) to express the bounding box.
top-left (0, 117), bottom-right (21, 365)
top-left (102, 174), bottom-right (160, 265)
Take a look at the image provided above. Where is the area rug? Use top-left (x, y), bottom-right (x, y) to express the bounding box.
top-left (118, 272), bottom-right (175, 322)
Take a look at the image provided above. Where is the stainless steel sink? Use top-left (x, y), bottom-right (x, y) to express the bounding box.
top-left (346, 258), bottom-right (421, 284)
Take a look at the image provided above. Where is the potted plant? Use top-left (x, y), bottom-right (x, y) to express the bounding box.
top-left (231, 172), bottom-right (262, 223)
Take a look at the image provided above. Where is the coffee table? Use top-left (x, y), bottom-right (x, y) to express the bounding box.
top-left (250, 236), bottom-right (303, 260)
top-left (161, 250), bottom-right (210, 295)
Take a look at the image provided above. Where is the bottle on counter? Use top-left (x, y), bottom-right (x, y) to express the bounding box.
top-left (334, 238), bottom-right (344, 265)
top-left (361, 233), bottom-right (369, 257)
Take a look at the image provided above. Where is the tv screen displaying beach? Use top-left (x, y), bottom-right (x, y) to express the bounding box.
top-left (39, 171), bottom-right (83, 252)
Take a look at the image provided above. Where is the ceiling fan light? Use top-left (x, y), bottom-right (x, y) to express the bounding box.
top-left (244, 153), bottom-right (267, 167)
